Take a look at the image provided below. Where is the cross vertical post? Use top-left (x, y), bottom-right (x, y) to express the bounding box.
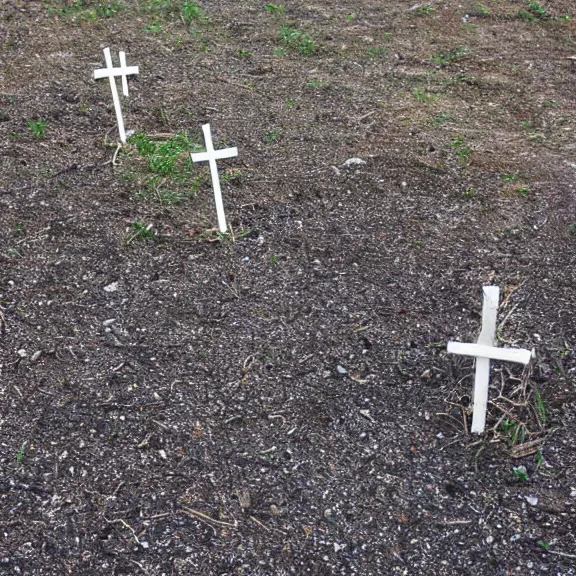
top-left (93, 47), bottom-right (139, 144)
top-left (447, 286), bottom-right (532, 434)
top-left (190, 123), bottom-right (238, 233)
top-left (471, 285), bottom-right (499, 434)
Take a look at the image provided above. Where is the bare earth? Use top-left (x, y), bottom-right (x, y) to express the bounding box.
top-left (1, 1), bottom-right (575, 574)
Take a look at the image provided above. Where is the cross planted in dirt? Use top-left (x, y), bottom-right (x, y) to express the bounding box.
top-left (191, 123), bottom-right (238, 233)
top-left (93, 47), bottom-right (139, 144)
top-left (447, 286), bottom-right (533, 434)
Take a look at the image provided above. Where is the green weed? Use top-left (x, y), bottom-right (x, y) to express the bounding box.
top-left (262, 128), bottom-right (281, 143)
top-left (431, 46), bottom-right (466, 65)
top-left (235, 48), bottom-right (251, 58)
top-left (569, 223), bottom-right (576, 234)
top-left (366, 47), bottom-right (387, 57)
top-left (501, 172), bottom-right (519, 182)
top-left (517, 9), bottom-right (537, 22)
top-left (430, 111), bottom-right (451, 125)
top-left (126, 221), bottom-right (155, 243)
top-left (512, 465), bottom-right (529, 481)
top-left (528, 0), bottom-right (546, 17)
top-left (451, 135), bottom-right (471, 164)
top-left (412, 88), bottom-right (436, 103)
top-left (416, 5), bottom-right (435, 16)
top-left (143, 22), bottom-right (162, 33)
top-left (269, 254), bottom-right (280, 265)
top-left (46, 1), bottom-right (124, 19)
top-left (501, 419), bottom-right (527, 445)
top-left (462, 186), bottom-right (475, 199)
top-left (27, 118), bottom-right (47, 137)
top-left (279, 25), bottom-right (318, 56)
top-left (516, 185), bottom-right (531, 197)
top-left (534, 391), bottom-right (547, 426)
top-left (266, 3), bottom-right (285, 14)
top-left (305, 80), bottom-right (327, 89)
top-left (180, 1), bottom-right (207, 25)
top-left (16, 442), bottom-right (26, 465)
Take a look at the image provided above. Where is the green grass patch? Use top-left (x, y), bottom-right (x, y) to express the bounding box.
top-left (27, 118), bottom-right (47, 137)
top-left (124, 132), bottom-right (207, 205)
top-left (279, 25), bottom-right (318, 56)
top-left (451, 135), bottom-right (471, 164)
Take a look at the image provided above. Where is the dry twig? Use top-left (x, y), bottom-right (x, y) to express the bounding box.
top-left (181, 506), bottom-right (237, 528)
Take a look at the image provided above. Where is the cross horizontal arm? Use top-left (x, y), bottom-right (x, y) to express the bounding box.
top-left (94, 65), bottom-right (139, 80)
top-left (447, 342), bottom-right (532, 365)
top-left (191, 147), bottom-right (238, 164)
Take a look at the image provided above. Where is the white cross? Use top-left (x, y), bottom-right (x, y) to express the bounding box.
top-left (94, 47), bottom-right (139, 144)
top-left (447, 286), bottom-right (532, 434)
top-left (191, 123), bottom-right (238, 233)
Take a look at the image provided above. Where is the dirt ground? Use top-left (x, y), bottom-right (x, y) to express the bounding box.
top-left (1, 0), bottom-right (575, 574)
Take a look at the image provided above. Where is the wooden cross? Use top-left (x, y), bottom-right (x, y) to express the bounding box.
top-left (191, 123), bottom-right (238, 233)
top-left (94, 47), bottom-right (139, 144)
top-left (447, 286), bottom-right (532, 434)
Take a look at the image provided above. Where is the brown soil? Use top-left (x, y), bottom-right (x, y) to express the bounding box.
top-left (1, 1), bottom-right (575, 574)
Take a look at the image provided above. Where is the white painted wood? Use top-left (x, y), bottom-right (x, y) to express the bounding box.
top-left (191, 123), bottom-right (238, 233)
top-left (446, 286), bottom-right (532, 434)
top-left (471, 285), bottom-right (499, 434)
top-left (93, 48), bottom-right (139, 143)
top-left (446, 342), bottom-right (532, 365)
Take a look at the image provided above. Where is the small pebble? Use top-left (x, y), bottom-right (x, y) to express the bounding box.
top-left (342, 157), bottom-right (366, 166)
top-left (336, 365), bottom-right (347, 374)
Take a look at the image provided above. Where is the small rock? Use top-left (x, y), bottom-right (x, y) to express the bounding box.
top-left (236, 489), bottom-right (251, 509)
top-left (31, 351), bottom-right (42, 362)
top-left (421, 369), bottom-right (431, 379)
top-left (336, 365), bottom-right (347, 375)
top-left (60, 450), bottom-right (68, 461)
top-left (103, 282), bottom-right (119, 293)
top-left (102, 319), bottom-right (116, 326)
top-left (140, 541), bottom-right (149, 549)
top-left (159, 450), bottom-right (167, 460)
top-left (486, 535), bottom-right (494, 544)
top-left (525, 495), bottom-right (538, 506)
top-left (342, 157), bottom-right (366, 167)
top-left (17, 349), bottom-right (27, 358)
